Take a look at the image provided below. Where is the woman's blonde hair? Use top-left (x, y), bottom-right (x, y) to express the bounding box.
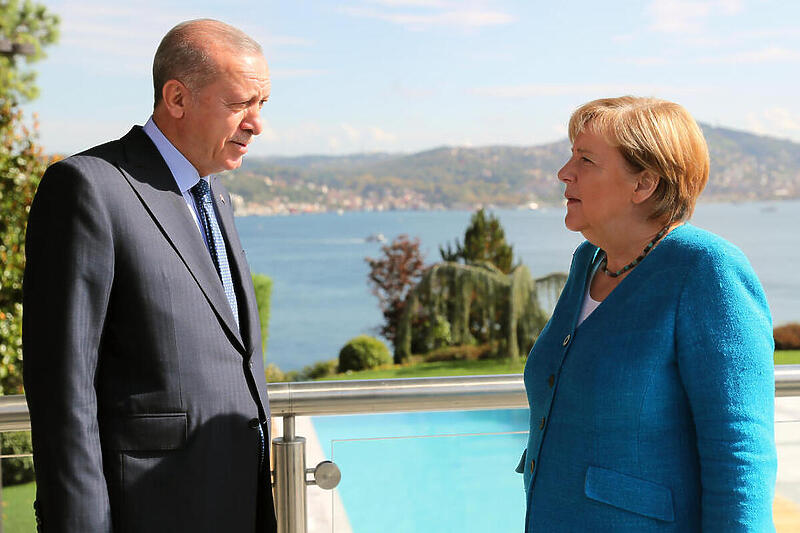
top-left (568, 96), bottom-right (709, 223)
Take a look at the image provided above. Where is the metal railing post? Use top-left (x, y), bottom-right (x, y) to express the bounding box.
top-left (272, 415), bottom-right (307, 533)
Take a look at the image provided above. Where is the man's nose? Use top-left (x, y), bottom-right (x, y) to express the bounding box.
top-left (242, 107), bottom-right (263, 136)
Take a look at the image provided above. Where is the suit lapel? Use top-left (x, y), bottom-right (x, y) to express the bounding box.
top-left (115, 127), bottom-right (245, 353)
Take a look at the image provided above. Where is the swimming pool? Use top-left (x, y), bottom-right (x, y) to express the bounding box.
top-left (311, 409), bottom-right (529, 532)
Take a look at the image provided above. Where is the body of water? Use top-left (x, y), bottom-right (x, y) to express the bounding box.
top-left (237, 200), bottom-right (800, 371)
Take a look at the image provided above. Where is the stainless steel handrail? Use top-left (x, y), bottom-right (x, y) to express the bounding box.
top-left (267, 373), bottom-right (526, 416)
top-left (2, 365), bottom-right (799, 431)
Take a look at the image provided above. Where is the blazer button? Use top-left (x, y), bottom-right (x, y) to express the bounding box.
top-left (562, 334), bottom-right (571, 346)
top-left (248, 418), bottom-right (260, 429)
top-left (539, 416), bottom-right (546, 430)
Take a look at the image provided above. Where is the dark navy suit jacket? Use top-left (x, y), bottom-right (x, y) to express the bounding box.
top-left (23, 127), bottom-right (276, 532)
top-left (520, 224), bottom-right (776, 532)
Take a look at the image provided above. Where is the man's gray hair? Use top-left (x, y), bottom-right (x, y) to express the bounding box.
top-left (152, 19), bottom-right (263, 108)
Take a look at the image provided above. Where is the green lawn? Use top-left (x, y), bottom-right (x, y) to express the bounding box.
top-left (2, 480), bottom-right (35, 533)
top-left (319, 357), bottom-right (526, 380)
top-left (319, 351), bottom-right (800, 380)
top-left (776, 350), bottom-right (800, 365)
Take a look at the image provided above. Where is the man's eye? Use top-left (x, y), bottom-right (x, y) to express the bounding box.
top-left (581, 157), bottom-right (593, 164)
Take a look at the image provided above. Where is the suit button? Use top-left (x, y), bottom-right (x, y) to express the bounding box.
top-left (562, 334), bottom-right (571, 346)
top-left (248, 418), bottom-right (260, 429)
top-left (530, 459), bottom-right (535, 472)
top-left (547, 374), bottom-right (555, 388)
top-left (539, 416), bottom-right (546, 430)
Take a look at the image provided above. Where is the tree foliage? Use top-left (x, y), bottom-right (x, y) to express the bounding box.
top-left (439, 208), bottom-right (514, 273)
top-left (251, 272), bottom-right (272, 362)
top-left (0, 0), bottom-right (60, 106)
top-left (0, 0), bottom-right (59, 395)
top-left (394, 263), bottom-right (552, 363)
top-left (365, 235), bottom-right (426, 347)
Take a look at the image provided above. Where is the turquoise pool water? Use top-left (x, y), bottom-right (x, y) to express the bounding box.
top-left (311, 409), bottom-right (529, 532)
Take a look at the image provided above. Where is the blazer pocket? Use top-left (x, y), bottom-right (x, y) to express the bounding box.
top-left (104, 413), bottom-right (187, 451)
top-left (515, 449), bottom-right (527, 474)
top-left (584, 466), bottom-right (674, 523)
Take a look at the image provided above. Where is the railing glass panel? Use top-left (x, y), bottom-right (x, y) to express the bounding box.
top-left (775, 396), bottom-right (800, 532)
top-left (2, 430), bottom-right (35, 533)
top-left (310, 409), bottom-right (528, 532)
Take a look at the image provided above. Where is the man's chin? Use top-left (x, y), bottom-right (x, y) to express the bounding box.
top-left (223, 157), bottom-right (244, 171)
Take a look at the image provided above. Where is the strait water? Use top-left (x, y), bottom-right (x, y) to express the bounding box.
top-left (237, 200), bottom-right (800, 371)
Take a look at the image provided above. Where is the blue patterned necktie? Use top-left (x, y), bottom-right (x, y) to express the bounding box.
top-left (190, 179), bottom-right (239, 330)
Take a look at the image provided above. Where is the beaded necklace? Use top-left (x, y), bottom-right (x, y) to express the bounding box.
top-left (600, 225), bottom-right (670, 278)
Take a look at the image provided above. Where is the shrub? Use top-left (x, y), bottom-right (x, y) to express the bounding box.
top-left (297, 359), bottom-right (338, 381)
top-left (2, 431), bottom-right (34, 486)
top-left (338, 335), bottom-right (392, 372)
top-left (265, 363), bottom-right (287, 383)
top-left (774, 323), bottom-right (800, 350)
top-left (424, 343), bottom-right (494, 362)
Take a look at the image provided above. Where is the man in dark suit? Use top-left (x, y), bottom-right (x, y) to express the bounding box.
top-left (23, 19), bottom-right (276, 532)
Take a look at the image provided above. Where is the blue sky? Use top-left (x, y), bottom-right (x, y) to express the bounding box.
top-left (22, 0), bottom-right (800, 157)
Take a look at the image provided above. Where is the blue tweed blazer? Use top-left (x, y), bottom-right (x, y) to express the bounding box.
top-left (519, 223), bottom-right (776, 532)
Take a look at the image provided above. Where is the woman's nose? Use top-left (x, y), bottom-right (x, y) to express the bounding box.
top-left (557, 160), bottom-right (574, 183)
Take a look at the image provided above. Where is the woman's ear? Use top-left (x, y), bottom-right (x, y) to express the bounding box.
top-left (632, 170), bottom-right (660, 205)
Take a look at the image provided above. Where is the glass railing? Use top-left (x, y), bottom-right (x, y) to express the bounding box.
top-left (321, 410), bottom-right (528, 532)
top-left (2, 366), bottom-right (800, 532)
top-left (774, 395), bottom-right (800, 531)
top-left (1, 431), bottom-right (35, 532)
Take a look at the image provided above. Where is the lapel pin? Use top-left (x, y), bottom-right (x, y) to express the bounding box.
top-left (220, 194), bottom-right (225, 204)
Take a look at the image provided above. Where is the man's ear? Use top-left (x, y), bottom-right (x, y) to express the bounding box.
top-left (161, 79), bottom-right (190, 119)
top-left (632, 170), bottom-right (660, 205)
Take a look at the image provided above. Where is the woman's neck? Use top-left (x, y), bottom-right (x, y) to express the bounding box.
top-left (596, 220), bottom-right (677, 273)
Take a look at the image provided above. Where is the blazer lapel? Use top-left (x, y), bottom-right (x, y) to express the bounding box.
top-left (114, 127), bottom-right (245, 352)
top-left (210, 176), bottom-right (260, 357)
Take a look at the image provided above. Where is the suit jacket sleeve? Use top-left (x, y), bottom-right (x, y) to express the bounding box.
top-left (23, 159), bottom-right (115, 532)
top-left (676, 244), bottom-right (777, 532)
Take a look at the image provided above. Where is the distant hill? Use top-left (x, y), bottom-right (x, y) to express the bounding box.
top-left (228, 124), bottom-right (800, 211)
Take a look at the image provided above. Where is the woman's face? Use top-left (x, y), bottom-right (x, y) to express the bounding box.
top-left (557, 129), bottom-right (641, 241)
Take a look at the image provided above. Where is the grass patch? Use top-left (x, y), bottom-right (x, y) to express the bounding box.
top-left (776, 351), bottom-right (800, 365)
top-left (2, 480), bottom-right (35, 533)
top-left (318, 358), bottom-right (525, 380)
top-left (316, 350), bottom-right (797, 381)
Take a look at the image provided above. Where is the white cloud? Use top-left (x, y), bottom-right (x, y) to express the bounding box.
top-left (471, 83), bottom-right (712, 99)
top-left (698, 46), bottom-right (800, 64)
top-left (368, 126), bottom-right (397, 143)
top-left (745, 107), bottom-right (800, 139)
top-left (648, 0), bottom-right (743, 34)
top-left (339, 1), bottom-right (514, 30)
top-left (370, 0), bottom-right (451, 6)
top-left (270, 68), bottom-right (327, 79)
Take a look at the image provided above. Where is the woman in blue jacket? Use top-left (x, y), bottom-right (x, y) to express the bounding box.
top-left (519, 96), bottom-right (776, 532)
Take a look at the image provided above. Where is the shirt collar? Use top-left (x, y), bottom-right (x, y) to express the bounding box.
top-left (142, 116), bottom-right (207, 193)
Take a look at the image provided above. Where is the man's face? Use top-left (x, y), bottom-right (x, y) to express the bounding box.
top-left (181, 49), bottom-right (270, 177)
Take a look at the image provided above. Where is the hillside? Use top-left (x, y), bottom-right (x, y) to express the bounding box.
top-left (225, 124), bottom-right (800, 214)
